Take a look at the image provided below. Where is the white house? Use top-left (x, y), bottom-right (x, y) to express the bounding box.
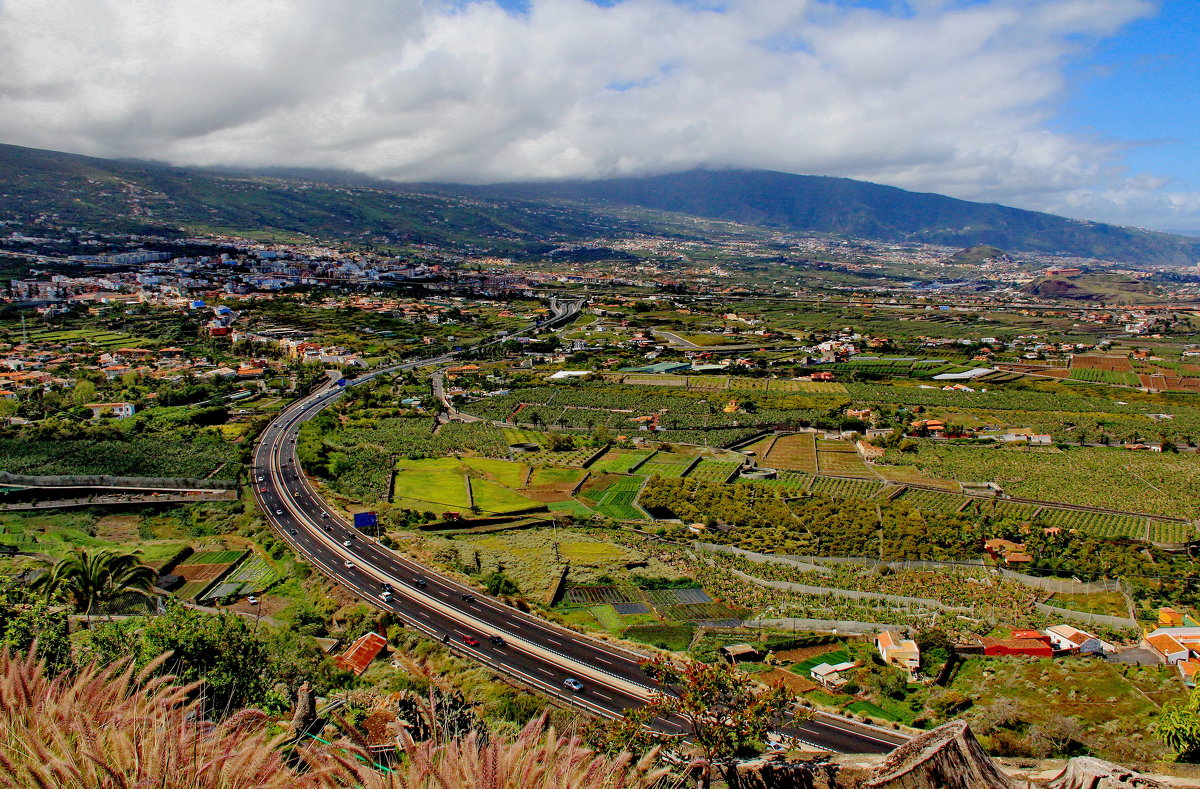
top-left (810, 661), bottom-right (857, 690)
top-left (1045, 624), bottom-right (1114, 654)
top-left (1142, 628), bottom-right (1196, 664)
top-left (83, 402), bottom-right (136, 419)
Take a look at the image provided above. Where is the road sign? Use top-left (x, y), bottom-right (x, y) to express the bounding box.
top-left (353, 511), bottom-right (378, 529)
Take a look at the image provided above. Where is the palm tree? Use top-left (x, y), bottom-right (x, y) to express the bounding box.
top-left (35, 548), bottom-right (158, 617)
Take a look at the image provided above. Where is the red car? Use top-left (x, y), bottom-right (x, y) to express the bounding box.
top-left (463, 635), bottom-right (480, 647)
top-left (259, 487), bottom-right (268, 493)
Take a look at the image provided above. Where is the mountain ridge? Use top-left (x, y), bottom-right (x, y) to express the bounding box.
top-left (420, 168), bottom-right (1200, 267)
top-left (1, 142), bottom-right (1197, 267)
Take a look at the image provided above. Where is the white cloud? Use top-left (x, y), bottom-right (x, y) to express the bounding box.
top-left (0, 0), bottom-right (1194, 231)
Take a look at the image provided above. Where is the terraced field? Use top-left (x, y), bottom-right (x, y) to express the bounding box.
top-left (807, 476), bottom-right (885, 499)
top-left (588, 449), bottom-right (654, 474)
top-left (815, 443), bottom-right (874, 478)
top-left (637, 451), bottom-right (695, 479)
top-left (764, 433), bottom-right (817, 473)
top-left (685, 458), bottom-right (741, 482)
top-left (581, 475), bottom-right (648, 520)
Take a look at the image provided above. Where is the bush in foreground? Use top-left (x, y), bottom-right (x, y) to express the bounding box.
top-left (0, 647), bottom-right (668, 789)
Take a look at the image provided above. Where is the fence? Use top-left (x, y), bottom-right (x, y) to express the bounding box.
top-left (695, 542), bottom-right (832, 574)
top-left (744, 618), bottom-right (901, 635)
top-left (996, 568), bottom-right (1122, 596)
top-left (1034, 602), bottom-right (1137, 630)
top-left (697, 542), bottom-right (1126, 596)
top-left (727, 568), bottom-right (973, 613)
top-left (0, 471), bottom-right (235, 491)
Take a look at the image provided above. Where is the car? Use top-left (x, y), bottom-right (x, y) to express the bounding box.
top-left (488, 635), bottom-right (506, 647)
top-left (288, 528), bottom-right (297, 535)
top-left (320, 512), bottom-right (328, 519)
top-left (345, 533), bottom-right (356, 540)
top-left (257, 476), bottom-right (264, 482)
top-left (463, 635), bottom-right (480, 647)
top-left (412, 578), bottom-right (427, 588)
top-left (380, 590), bottom-right (393, 602)
top-left (459, 593), bottom-right (476, 602)
top-left (381, 582), bottom-right (394, 592)
top-left (323, 525), bottom-right (332, 532)
top-left (563, 678), bottom-right (584, 692)
top-left (275, 509), bottom-right (283, 516)
top-left (343, 560), bottom-right (355, 569)
top-left (342, 540), bottom-right (352, 548)
top-left (246, 595), bottom-right (259, 605)
top-left (259, 486), bottom-right (268, 493)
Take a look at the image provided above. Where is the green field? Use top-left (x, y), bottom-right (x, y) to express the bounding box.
top-left (469, 477), bottom-right (542, 514)
top-left (588, 449), bottom-right (654, 474)
top-left (392, 458), bottom-right (474, 511)
top-left (582, 476), bottom-right (648, 520)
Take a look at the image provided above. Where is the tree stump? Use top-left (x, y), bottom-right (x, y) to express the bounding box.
top-left (864, 720), bottom-right (1018, 789)
top-left (1048, 757), bottom-right (1169, 789)
top-left (287, 680), bottom-right (315, 741)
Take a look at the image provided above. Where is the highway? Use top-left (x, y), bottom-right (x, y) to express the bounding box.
top-left (250, 299), bottom-right (905, 754)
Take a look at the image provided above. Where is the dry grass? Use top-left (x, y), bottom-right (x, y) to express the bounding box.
top-left (0, 648), bottom-right (670, 789)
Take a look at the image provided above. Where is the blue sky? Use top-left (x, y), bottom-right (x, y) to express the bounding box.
top-left (1059, 0), bottom-right (1200, 207)
top-left (0, 0), bottom-right (1196, 233)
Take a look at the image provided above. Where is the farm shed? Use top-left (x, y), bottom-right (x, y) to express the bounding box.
top-left (336, 632), bottom-right (388, 676)
top-left (720, 643), bottom-right (762, 663)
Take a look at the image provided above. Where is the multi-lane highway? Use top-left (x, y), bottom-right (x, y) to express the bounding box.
top-left (250, 299), bottom-right (905, 754)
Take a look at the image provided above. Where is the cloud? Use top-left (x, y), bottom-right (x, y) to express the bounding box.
top-left (0, 0), bottom-right (1194, 231)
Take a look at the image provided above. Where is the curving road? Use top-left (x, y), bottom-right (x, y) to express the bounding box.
top-left (250, 299), bottom-right (904, 754)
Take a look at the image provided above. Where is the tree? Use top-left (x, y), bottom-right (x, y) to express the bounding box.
top-left (589, 657), bottom-right (802, 788)
top-left (0, 579), bottom-right (72, 672)
top-left (483, 571), bottom-right (520, 597)
top-left (34, 548), bottom-right (157, 617)
top-left (1157, 685), bottom-right (1200, 761)
top-left (71, 379), bottom-right (97, 406)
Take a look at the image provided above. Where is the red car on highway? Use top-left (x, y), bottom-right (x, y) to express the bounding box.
top-left (462, 635), bottom-right (480, 647)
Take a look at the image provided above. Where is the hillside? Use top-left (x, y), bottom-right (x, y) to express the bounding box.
top-left (2, 143), bottom-right (1198, 267)
top-left (0, 143), bottom-right (655, 252)
top-left (441, 169), bottom-right (1200, 268)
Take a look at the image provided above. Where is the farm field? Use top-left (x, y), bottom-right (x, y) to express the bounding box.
top-left (469, 478), bottom-right (542, 514)
top-left (587, 449), bottom-right (654, 474)
top-left (815, 446), bottom-right (874, 478)
top-left (0, 438), bottom-right (237, 480)
top-left (885, 444), bottom-right (1200, 518)
top-left (579, 475), bottom-right (648, 520)
top-left (392, 457), bottom-right (544, 515)
top-left (392, 458), bottom-right (473, 511)
top-left (873, 465), bottom-right (961, 491)
top-left (1046, 591), bottom-right (1130, 619)
top-left (450, 528), bottom-right (681, 597)
top-left (763, 433), bottom-right (817, 473)
top-left (685, 458), bottom-right (741, 482)
top-left (23, 328), bottom-right (157, 349)
top-left (0, 510), bottom-right (188, 563)
top-left (637, 451), bottom-right (695, 479)
top-left (806, 475), bottom-right (884, 499)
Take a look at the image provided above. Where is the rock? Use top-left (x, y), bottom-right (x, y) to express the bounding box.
top-left (1048, 757), bottom-right (1170, 789)
top-left (863, 720), bottom-right (1018, 789)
